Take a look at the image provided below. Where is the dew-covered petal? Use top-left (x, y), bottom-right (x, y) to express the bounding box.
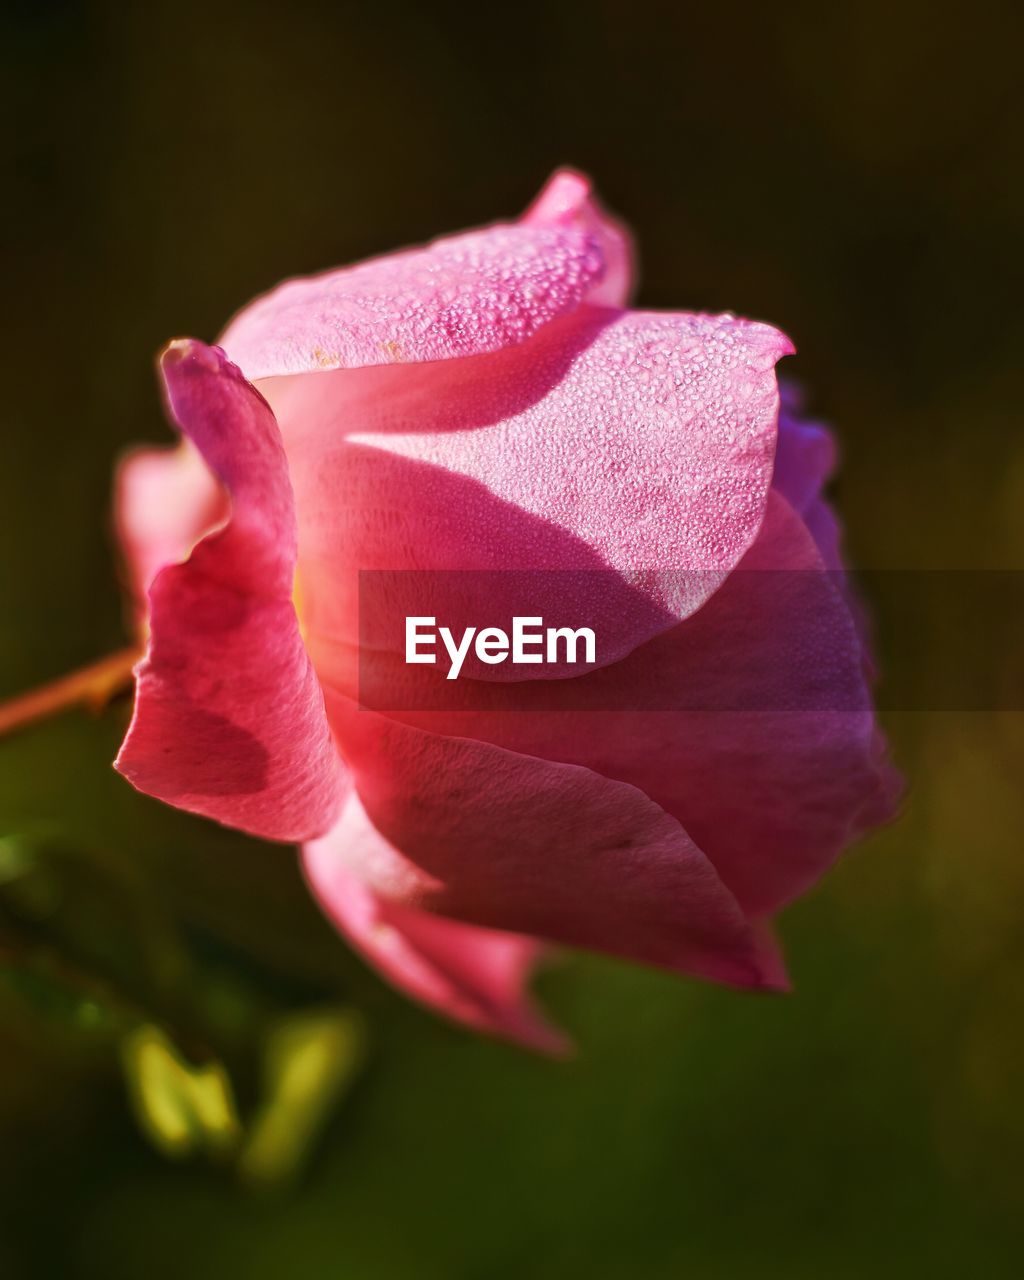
top-left (520, 167), bottom-right (634, 307)
top-left (266, 306), bottom-right (792, 674)
top-left (220, 169), bottom-right (632, 380)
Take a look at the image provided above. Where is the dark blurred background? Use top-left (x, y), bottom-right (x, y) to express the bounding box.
top-left (2, 1), bottom-right (1023, 1276)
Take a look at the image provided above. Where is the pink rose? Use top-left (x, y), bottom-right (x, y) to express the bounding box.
top-left (115, 171), bottom-right (898, 1052)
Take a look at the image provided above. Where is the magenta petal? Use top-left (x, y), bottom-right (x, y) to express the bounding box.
top-left (220, 169), bottom-right (630, 379)
top-left (304, 797), bottom-right (569, 1054)
top-left (322, 695), bottom-right (789, 991)
top-left (115, 340), bottom-right (345, 842)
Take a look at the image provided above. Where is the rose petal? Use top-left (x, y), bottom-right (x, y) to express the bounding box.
top-left (266, 306), bottom-right (792, 675)
top-left (773, 381), bottom-right (838, 519)
top-left (322, 694), bottom-right (789, 990)
top-left (220, 169), bottom-right (631, 380)
top-left (115, 340), bottom-right (346, 842)
top-left (304, 797), bottom-right (569, 1054)
top-left (595, 496), bottom-right (898, 914)
top-left (343, 493), bottom-right (898, 917)
top-left (521, 167), bottom-right (635, 307)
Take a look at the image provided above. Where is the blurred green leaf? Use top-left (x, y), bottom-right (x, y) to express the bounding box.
top-left (239, 1008), bottom-right (367, 1191)
top-left (121, 1024), bottom-right (241, 1161)
top-left (0, 836), bottom-right (35, 886)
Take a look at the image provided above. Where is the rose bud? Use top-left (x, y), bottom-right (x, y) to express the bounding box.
top-left (114, 171), bottom-right (899, 1052)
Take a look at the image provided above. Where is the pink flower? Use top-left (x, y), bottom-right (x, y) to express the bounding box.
top-left (115, 171), bottom-right (899, 1052)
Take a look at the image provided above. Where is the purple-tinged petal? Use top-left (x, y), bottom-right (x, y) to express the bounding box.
top-left (773, 381), bottom-right (838, 519)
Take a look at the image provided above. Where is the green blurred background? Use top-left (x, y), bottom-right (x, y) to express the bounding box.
top-left (2, 1), bottom-right (1023, 1276)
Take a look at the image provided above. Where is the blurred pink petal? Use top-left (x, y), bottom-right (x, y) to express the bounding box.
top-left (115, 441), bottom-right (227, 605)
top-left (304, 795), bottom-right (569, 1053)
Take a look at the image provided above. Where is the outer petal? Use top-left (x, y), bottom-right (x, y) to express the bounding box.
top-left (304, 798), bottom-right (568, 1054)
top-left (321, 694), bottom-right (788, 991)
top-left (267, 307), bottom-right (793, 674)
top-left (566, 494), bottom-right (900, 914)
top-left (115, 340), bottom-right (345, 842)
top-left (220, 169), bottom-right (632, 379)
top-left (346, 493), bottom-right (899, 917)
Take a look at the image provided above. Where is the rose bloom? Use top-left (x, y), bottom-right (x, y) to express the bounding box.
top-left (115, 171), bottom-right (899, 1051)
